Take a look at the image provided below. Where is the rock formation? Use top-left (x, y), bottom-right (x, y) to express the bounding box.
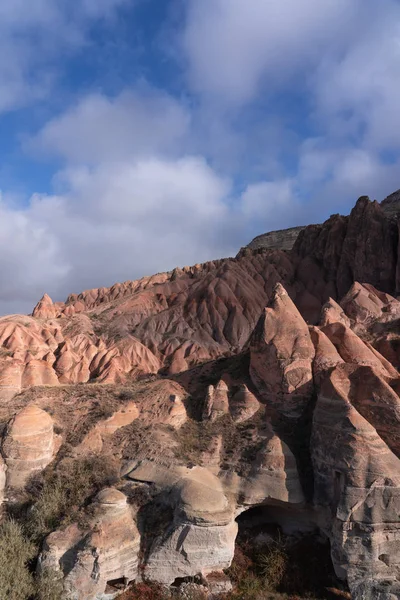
top-left (39, 488), bottom-right (140, 600)
top-left (0, 193), bottom-right (399, 598)
top-left (2, 405), bottom-right (59, 490)
top-left (243, 224), bottom-right (307, 252)
top-left (249, 283), bottom-right (315, 419)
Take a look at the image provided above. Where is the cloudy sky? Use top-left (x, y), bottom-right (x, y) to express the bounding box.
top-left (1, 0), bottom-right (400, 314)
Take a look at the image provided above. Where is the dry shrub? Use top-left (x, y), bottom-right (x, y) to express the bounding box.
top-left (21, 454), bottom-right (119, 543)
top-left (257, 547), bottom-right (288, 589)
top-left (35, 567), bottom-right (64, 600)
top-left (225, 543), bottom-right (254, 584)
top-left (174, 415), bottom-right (240, 465)
top-left (120, 582), bottom-right (169, 600)
top-left (226, 532), bottom-right (345, 600)
top-left (0, 519), bottom-right (36, 600)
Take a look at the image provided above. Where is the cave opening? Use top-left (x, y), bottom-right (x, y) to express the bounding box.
top-left (232, 502), bottom-right (347, 599)
top-left (105, 577), bottom-right (129, 593)
top-left (171, 574), bottom-right (204, 588)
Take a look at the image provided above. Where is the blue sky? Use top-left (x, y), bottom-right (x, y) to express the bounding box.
top-left (1, 0), bottom-right (400, 314)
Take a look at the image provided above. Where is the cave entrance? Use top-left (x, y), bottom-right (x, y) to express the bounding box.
top-left (233, 502), bottom-right (345, 599)
top-left (171, 575), bottom-right (204, 588)
top-left (105, 577), bottom-right (129, 593)
top-left (236, 501), bottom-right (318, 537)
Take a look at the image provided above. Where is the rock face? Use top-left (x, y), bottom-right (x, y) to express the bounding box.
top-left (144, 467), bottom-right (237, 584)
top-left (1, 192), bottom-right (400, 598)
top-left (39, 488), bottom-right (140, 600)
top-left (294, 196), bottom-right (398, 297)
top-left (381, 188), bottom-right (400, 218)
top-left (312, 364), bottom-right (400, 593)
top-left (240, 424), bottom-right (305, 506)
top-left (202, 380), bottom-right (230, 422)
top-left (244, 225), bottom-right (307, 252)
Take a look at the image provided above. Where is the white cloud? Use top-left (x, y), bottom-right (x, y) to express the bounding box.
top-left (0, 155), bottom-right (235, 315)
top-left (0, 0), bottom-right (129, 113)
top-left (0, 193), bottom-right (68, 313)
top-left (240, 179), bottom-right (302, 230)
top-left (182, 0), bottom-right (361, 104)
top-left (31, 88), bottom-right (191, 164)
top-left (313, 4), bottom-right (400, 153)
top-left (4, 0), bottom-right (400, 316)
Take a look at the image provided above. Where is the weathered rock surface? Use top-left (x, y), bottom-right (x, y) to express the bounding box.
top-left (229, 384), bottom-right (260, 423)
top-left (312, 364), bottom-right (400, 595)
top-left (202, 380), bottom-right (230, 422)
top-left (2, 405), bottom-right (58, 489)
top-left (294, 196), bottom-right (398, 297)
top-left (39, 488), bottom-right (140, 600)
top-left (239, 425), bottom-right (305, 506)
top-left (243, 225), bottom-right (307, 252)
top-left (250, 283), bottom-right (315, 419)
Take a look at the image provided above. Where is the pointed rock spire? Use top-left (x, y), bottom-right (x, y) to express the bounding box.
top-left (250, 283), bottom-right (315, 419)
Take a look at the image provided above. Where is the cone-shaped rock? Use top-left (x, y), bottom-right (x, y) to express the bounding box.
top-left (250, 283), bottom-right (315, 419)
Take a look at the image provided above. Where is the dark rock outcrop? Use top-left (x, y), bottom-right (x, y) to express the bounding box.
top-left (244, 225), bottom-right (307, 252)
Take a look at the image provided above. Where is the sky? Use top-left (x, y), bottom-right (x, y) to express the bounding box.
top-left (1, 0), bottom-right (400, 315)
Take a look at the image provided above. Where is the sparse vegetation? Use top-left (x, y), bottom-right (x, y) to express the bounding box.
top-left (225, 532), bottom-right (347, 600)
top-left (123, 482), bottom-right (154, 508)
top-left (120, 582), bottom-right (169, 600)
top-left (0, 519), bottom-right (36, 600)
top-left (11, 455), bottom-right (119, 543)
top-left (0, 348), bottom-right (13, 358)
top-left (118, 389), bottom-right (135, 401)
top-left (173, 413), bottom-right (264, 472)
top-left (35, 567), bottom-right (64, 600)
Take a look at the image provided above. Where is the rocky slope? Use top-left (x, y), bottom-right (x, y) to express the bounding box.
top-left (0, 195), bottom-right (399, 599)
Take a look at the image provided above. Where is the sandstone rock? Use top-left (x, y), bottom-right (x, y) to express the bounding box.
top-left (294, 197), bottom-right (398, 297)
top-left (229, 384), bottom-right (260, 423)
top-left (0, 359), bottom-right (23, 400)
top-left (240, 427), bottom-right (305, 506)
top-left (21, 358), bottom-right (60, 388)
top-left (2, 405), bottom-right (57, 489)
top-left (312, 364), bottom-right (400, 593)
top-left (202, 380), bottom-right (229, 422)
top-left (97, 402), bottom-right (139, 435)
top-left (145, 467), bottom-right (237, 584)
top-left (250, 283), bottom-right (315, 419)
top-left (320, 298), bottom-right (351, 328)
top-left (39, 488), bottom-right (140, 600)
top-left (381, 188), bottom-right (400, 218)
top-left (309, 326), bottom-right (344, 383)
top-left (340, 282), bottom-right (388, 324)
top-left (32, 294), bottom-right (60, 319)
top-left (321, 321), bottom-right (395, 378)
top-left (244, 225), bottom-right (307, 252)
